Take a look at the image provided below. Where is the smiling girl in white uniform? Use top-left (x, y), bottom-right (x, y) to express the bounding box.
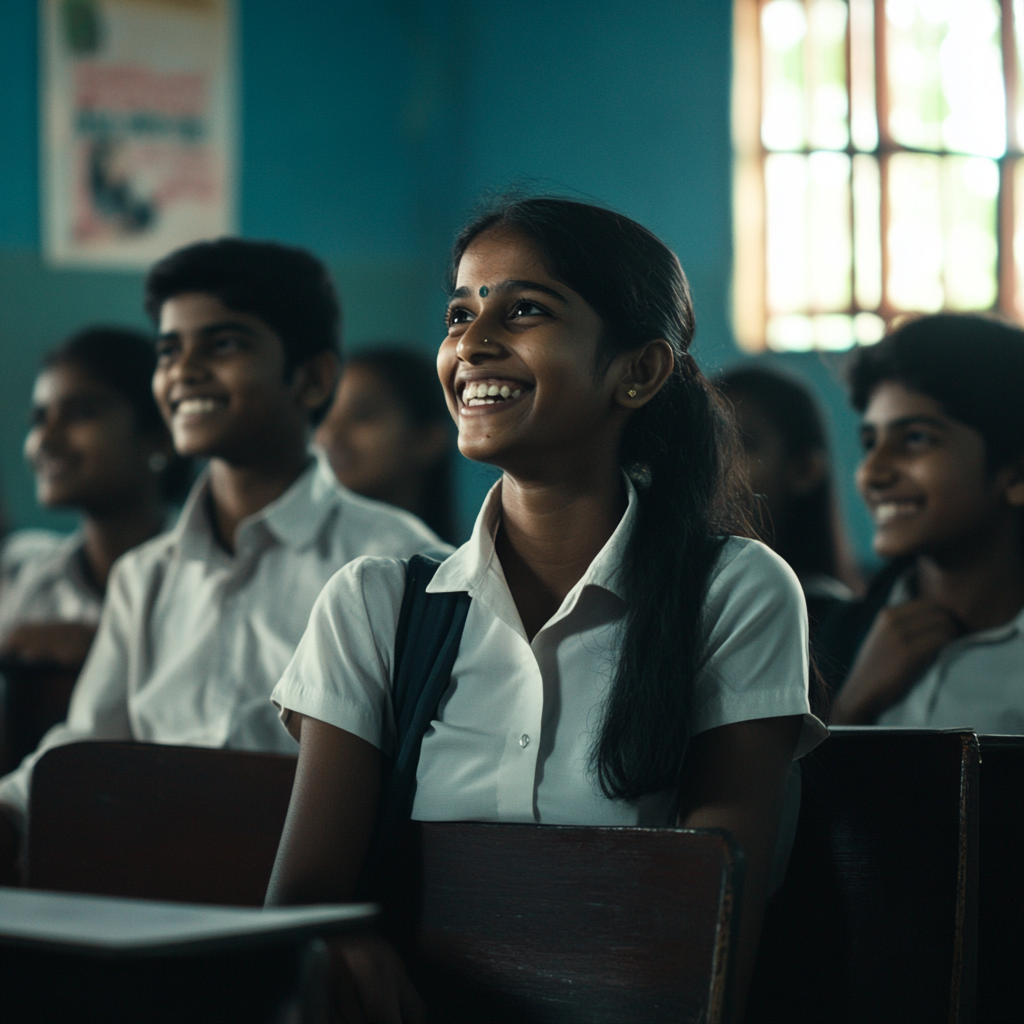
top-left (267, 197), bottom-right (827, 1022)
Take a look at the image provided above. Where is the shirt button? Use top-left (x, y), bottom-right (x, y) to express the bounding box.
top-left (519, 733), bottom-right (530, 749)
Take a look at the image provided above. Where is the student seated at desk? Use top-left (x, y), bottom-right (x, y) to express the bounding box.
top-left (0, 239), bottom-right (448, 856)
top-left (717, 366), bottom-right (861, 637)
top-left (822, 315), bottom-right (1024, 731)
top-left (0, 328), bottom-right (188, 667)
top-left (266, 197), bottom-right (827, 1022)
top-left (316, 346), bottom-right (457, 544)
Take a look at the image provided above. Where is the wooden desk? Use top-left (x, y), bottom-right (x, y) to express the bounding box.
top-left (28, 743), bottom-right (743, 1023)
top-left (0, 886), bottom-right (376, 1023)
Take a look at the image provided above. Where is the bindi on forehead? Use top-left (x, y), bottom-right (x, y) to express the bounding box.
top-left (479, 286), bottom-right (489, 297)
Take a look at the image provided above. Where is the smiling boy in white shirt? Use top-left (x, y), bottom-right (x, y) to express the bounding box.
top-left (0, 239), bottom-right (448, 874)
top-left (824, 314), bottom-right (1024, 730)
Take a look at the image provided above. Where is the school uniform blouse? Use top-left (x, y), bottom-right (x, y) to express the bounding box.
top-left (0, 454), bottom-right (449, 826)
top-left (876, 573), bottom-right (1024, 734)
top-left (0, 530), bottom-right (102, 649)
top-left (273, 478), bottom-right (827, 828)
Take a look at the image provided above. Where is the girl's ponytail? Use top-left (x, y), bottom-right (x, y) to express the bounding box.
top-left (595, 358), bottom-right (751, 799)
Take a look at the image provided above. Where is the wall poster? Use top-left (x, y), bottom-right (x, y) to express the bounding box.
top-left (42, 0), bottom-right (235, 267)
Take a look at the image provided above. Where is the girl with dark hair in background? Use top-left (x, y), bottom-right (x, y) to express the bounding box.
top-left (717, 367), bottom-right (861, 634)
top-left (823, 314), bottom-right (1024, 730)
top-left (0, 327), bottom-right (188, 667)
top-left (266, 197), bottom-right (826, 1022)
top-left (316, 346), bottom-right (457, 544)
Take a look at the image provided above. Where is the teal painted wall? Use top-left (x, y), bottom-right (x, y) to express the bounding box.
top-left (0, 0), bottom-right (874, 560)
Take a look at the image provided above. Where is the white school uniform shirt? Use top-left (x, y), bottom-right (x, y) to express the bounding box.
top-left (273, 477), bottom-right (827, 829)
top-left (877, 573), bottom-right (1024, 734)
top-left (0, 530), bottom-right (103, 648)
top-left (0, 454), bottom-right (450, 824)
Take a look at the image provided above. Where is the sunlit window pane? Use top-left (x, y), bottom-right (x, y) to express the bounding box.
top-left (813, 313), bottom-right (856, 348)
top-left (943, 157), bottom-right (998, 309)
top-left (766, 152), bottom-right (851, 316)
top-left (854, 311), bottom-right (886, 343)
top-left (808, 151), bottom-right (852, 309)
top-left (886, 0), bottom-right (1005, 157)
top-left (1015, 0), bottom-right (1024, 148)
top-left (807, 0), bottom-right (849, 149)
top-left (849, 0), bottom-right (878, 151)
top-left (853, 154), bottom-right (882, 308)
top-left (767, 313), bottom-right (866, 351)
top-left (767, 314), bottom-right (815, 351)
top-left (762, 0), bottom-right (807, 150)
top-left (887, 153), bottom-right (998, 312)
top-left (765, 153), bottom-right (809, 311)
top-left (887, 152), bottom-right (944, 310)
top-left (1015, 160), bottom-right (1024, 316)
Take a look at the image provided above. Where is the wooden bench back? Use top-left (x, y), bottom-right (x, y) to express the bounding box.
top-left (977, 734), bottom-right (1024, 1024)
top-left (28, 742), bottom-right (742, 1024)
top-left (28, 742), bottom-right (298, 906)
top-left (746, 728), bottom-right (979, 1024)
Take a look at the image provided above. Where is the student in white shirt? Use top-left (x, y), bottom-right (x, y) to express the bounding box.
top-left (316, 346), bottom-right (458, 544)
top-left (822, 315), bottom-right (1024, 730)
top-left (266, 198), bottom-right (826, 1022)
top-left (0, 328), bottom-right (189, 665)
top-left (0, 239), bottom-right (447, 872)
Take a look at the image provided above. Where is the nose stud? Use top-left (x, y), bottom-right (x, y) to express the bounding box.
top-left (482, 338), bottom-right (490, 344)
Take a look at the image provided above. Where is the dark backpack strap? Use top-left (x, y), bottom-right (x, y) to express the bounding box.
top-left (357, 554), bottom-right (470, 896)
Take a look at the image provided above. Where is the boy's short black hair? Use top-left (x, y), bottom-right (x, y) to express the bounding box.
top-left (144, 237), bottom-right (342, 375)
top-left (848, 313), bottom-right (1024, 470)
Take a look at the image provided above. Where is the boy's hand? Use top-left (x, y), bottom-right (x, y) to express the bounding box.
top-left (329, 935), bottom-right (425, 1024)
top-left (834, 599), bottom-right (959, 724)
top-left (1, 622), bottom-right (95, 666)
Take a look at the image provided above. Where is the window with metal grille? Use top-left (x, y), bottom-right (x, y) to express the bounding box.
top-left (733, 0), bottom-right (1021, 352)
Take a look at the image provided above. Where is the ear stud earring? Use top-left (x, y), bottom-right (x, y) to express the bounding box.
top-left (627, 389), bottom-right (637, 398)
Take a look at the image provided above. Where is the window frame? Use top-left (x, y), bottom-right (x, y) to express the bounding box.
top-left (732, 0), bottom-right (1023, 352)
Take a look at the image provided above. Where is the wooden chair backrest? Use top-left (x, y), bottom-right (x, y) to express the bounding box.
top-left (27, 742), bottom-right (298, 906)
top-left (977, 734), bottom-right (1024, 1024)
top-left (388, 821), bottom-right (741, 1024)
top-left (746, 728), bottom-right (979, 1024)
top-left (27, 742), bottom-right (742, 1024)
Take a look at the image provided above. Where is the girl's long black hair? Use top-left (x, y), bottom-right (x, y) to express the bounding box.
top-left (450, 197), bottom-right (756, 801)
top-left (717, 366), bottom-right (859, 589)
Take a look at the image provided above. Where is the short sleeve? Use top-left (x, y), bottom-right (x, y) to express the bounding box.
top-left (690, 538), bottom-right (827, 758)
top-left (270, 556), bottom-right (407, 754)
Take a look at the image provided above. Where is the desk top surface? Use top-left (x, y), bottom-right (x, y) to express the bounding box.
top-left (0, 886), bottom-right (377, 957)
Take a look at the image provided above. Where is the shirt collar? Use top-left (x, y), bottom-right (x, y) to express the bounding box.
top-left (171, 453), bottom-right (342, 559)
top-left (427, 473), bottom-right (637, 618)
